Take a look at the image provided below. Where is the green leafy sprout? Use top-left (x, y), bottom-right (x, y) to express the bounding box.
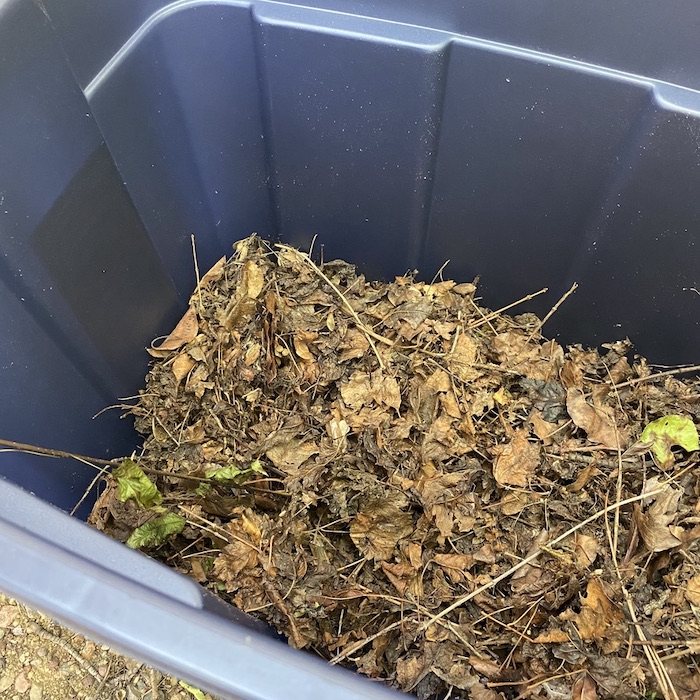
top-left (113, 459), bottom-right (163, 509)
top-left (112, 457), bottom-right (266, 549)
top-left (640, 415), bottom-right (699, 468)
top-left (204, 459), bottom-right (265, 484)
top-left (126, 512), bottom-right (186, 549)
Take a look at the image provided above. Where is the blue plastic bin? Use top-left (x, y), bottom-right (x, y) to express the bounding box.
top-left (1, 1), bottom-right (699, 697)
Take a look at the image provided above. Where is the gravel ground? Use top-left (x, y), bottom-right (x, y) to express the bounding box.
top-left (0, 593), bottom-right (220, 700)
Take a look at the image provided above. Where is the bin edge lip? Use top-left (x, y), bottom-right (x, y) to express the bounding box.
top-left (83, 0), bottom-right (674, 107)
top-left (0, 515), bottom-right (407, 700)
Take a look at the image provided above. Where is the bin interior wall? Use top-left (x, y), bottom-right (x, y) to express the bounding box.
top-left (1, 0), bottom-right (699, 513)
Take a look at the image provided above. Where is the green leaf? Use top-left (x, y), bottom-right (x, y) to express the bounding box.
top-left (205, 459), bottom-right (265, 484)
top-left (641, 415), bottom-right (699, 468)
top-left (195, 482), bottom-right (211, 497)
top-left (178, 681), bottom-right (207, 700)
top-left (113, 459), bottom-right (162, 509)
top-left (126, 513), bottom-right (185, 549)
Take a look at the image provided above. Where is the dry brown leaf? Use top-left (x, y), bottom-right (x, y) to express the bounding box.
top-left (560, 578), bottom-right (626, 653)
top-left (185, 364), bottom-right (214, 399)
top-left (666, 661), bottom-right (700, 700)
top-left (391, 297), bottom-right (433, 330)
top-left (449, 333), bottom-right (480, 382)
top-left (423, 413), bottom-right (472, 461)
top-left (340, 371), bottom-right (401, 412)
top-left (561, 360), bottom-right (584, 390)
top-left (567, 462), bottom-right (600, 492)
top-left (197, 255), bottom-right (226, 288)
top-left (244, 343), bottom-right (261, 366)
top-left (492, 386), bottom-right (509, 406)
top-left (431, 320), bottom-right (457, 339)
top-left (432, 553), bottom-right (474, 584)
top-left (241, 512), bottom-right (262, 545)
top-left (414, 465), bottom-right (465, 538)
top-left (171, 353), bottom-right (196, 385)
top-left (350, 499), bottom-right (414, 561)
top-left (679, 524), bottom-right (700, 551)
top-left (500, 491), bottom-right (531, 516)
top-left (337, 328), bottom-right (370, 362)
top-left (590, 384), bottom-right (612, 408)
top-left (573, 533), bottom-right (599, 570)
top-left (220, 259), bottom-right (265, 328)
top-left (181, 421), bottom-right (205, 444)
top-left (189, 558), bottom-right (208, 583)
top-left (201, 441), bottom-right (223, 460)
top-left (148, 307), bottom-right (198, 357)
top-left (635, 487), bottom-right (683, 553)
top-left (405, 542), bottom-right (422, 569)
top-left (492, 430), bottom-right (540, 487)
top-left (293, 333), bottom-right (316, 362)
top-left (436, 391), bottom-right (459, 420)
top-left (566, 388), bottom-right (625, 449)
top-left (490, 331), bottom-right (531, 363)
top-left (685, 574), bottom-right (700, 605)
top-left (460, 685), bottom-right (500, 700)
top-left (395, 656), bottom-right (428, 690)
top-left (340, 371), bottom-right (372, 408)
top-left (326, 415), bottom-right (350, 446)
top-left (372, 372), bottom-right (401, 412)
top-left (241, 259), bottom-right (265, 298)
top-left (432, 651), bottom-right (496, 695)
top-left (87, 478), bottom-right (119, 531)
top-left (425, 368), bottom-right (452, 394)
top-left (265, 439), bottom-right (319, 473)
top-left (560, 360), bottom-right (583, 389)
top-left (572, 673), bottom-right (598, 700)
top-left (213, 538), bottom-right (259, 589)
top-left (608, 356), bottom-right (631, 384)
top-left (533, 629), bottom-right (570, 643)
top-left (468, 657), bottom-right (501, 680)
top-left (510, 530), bottom-right (548, 593)
top-left (453, 282), bottom-right (477, 295)
top-left (430, 664), bottom-right (472, 693)
top-left (381, 561), bottom-right (422, 597)
top-left (529, 409), bottom-right (558, 444)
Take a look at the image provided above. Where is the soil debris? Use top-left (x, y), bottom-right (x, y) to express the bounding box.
top-left (0, 592), bottom-right (219, 700)
top-left (89, 235), bottom-right (700, 700)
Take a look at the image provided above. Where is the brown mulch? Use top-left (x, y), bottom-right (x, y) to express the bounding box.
top-left (89, 235), bottom-right (700, 700)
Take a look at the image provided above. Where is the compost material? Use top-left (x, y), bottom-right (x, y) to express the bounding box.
top-left (89, 235), bottom-right (700, 700)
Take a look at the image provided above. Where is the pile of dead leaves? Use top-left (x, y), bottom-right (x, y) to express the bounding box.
top-left (89, 235), bottom-right (700, 700)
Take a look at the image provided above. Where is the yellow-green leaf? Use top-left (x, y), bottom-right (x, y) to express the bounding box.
top-left (205, 459), bottom-right (265, 484)
top-left (641, 415), bottom-right (699, 468)
top-left (195, 482), bottom-right (211, 496)
top-left (113, 459), bottom-right (162, 509)
top-left (178, 681), bottom-right (207, 700)
top-left (126, 513), bottom-right (185, 549)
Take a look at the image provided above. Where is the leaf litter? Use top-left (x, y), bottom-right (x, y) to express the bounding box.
top-left (88, 235), bottom-right (700, 700)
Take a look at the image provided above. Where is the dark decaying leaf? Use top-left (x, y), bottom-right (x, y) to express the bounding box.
top-left (88, 235), bottom-right (700, 700)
